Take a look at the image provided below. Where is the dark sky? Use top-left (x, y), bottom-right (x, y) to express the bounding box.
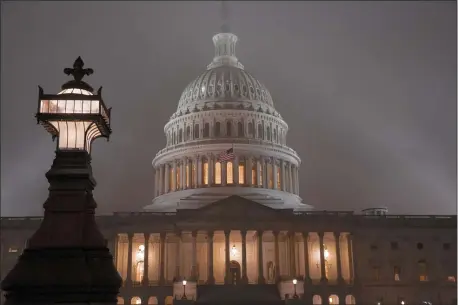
top-left (1, 1), bottom-right (456, 216)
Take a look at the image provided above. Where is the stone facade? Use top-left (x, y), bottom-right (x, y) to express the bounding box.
top-left (1, 195), bottom-right (456, 305)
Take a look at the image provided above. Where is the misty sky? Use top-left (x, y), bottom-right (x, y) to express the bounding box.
top-left (1, 1), bottom-right (456, 216)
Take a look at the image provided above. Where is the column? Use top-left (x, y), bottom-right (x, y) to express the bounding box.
top-left (318, 232), bottom-right (327, 282)
top-left (295, 167), bottom-right (300, 195)
top-left (280, 160), bottom-right (285, 191)
top-left (154, 168), bottom-right (158, 196)
top-left (257, 158), bottom-right (262, 186)
top-left (274, 231), bottom-right (281, 282)
top-left (197, 156), bottom-right (202, 187)
top-left (207, 231), bottom-right (215, 284)
top-left (209, 155), bottom-right (214, 185)
top-left (175, 231), bottom-right (181, 280)
top-left (289, 232), bottom-right (297, 277)
top-left (191, 231), bottom-right (197, 279)
top-left (172, 160), bottom-right (177, 191)
top-left (164, 164), bottom-right (170, 193)
top-left (222, 161), bottom-right (227, 186)
top-left (247, 157), bottom-right (253, 186)
top-left (257, 230), bottom-right (265, 284)
top-left (159, 164), bottom-right (164, 195)
top-left (273, 159), bottom-right (278, 190)
top-left (126, 233), bottom-right (133, 286)
top-left (194, 156), bottom-right (199, 188)
top-left (234, 156), bottom-right (239, 185)
top-left (334, 232), bottom-right (343, 283)
top-left (180, 160), bottom-right (185, 190)
top-left (142, 233), bottom-right (150, 286)
top-left (241, 230), bottom-right (248, 284)
top-left (224, 230), bottom-right (230, 284)
top-left (159, 232), bottom-right (166, 285)
top-left (262, 159), bottom-right (268, 188)
top-left (288, 163), bottom-right (293, 194)
top-left (302, 232), bottom-right (311, 282)
top-left (347, 233), bottom-right (356, 283)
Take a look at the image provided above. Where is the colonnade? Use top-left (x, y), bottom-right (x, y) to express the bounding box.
top-left (114, 230), bottom-right (354, 287)
top-left (154, 155), bottom-right (299, 197)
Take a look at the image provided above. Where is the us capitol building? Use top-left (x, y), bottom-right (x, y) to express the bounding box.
top-left (1, 22), bottom-right (456, 305)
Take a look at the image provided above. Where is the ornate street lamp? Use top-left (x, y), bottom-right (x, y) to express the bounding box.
top-left (182, 279), bottom-right (187, 300)
top-left (231, 244), bottom-right (237, 257)
top-left (1, 57), bottom-right (122, 304)
top-left (292, 278), bottom-right (298, 299)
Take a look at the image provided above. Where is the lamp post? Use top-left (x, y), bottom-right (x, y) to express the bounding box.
top-left (292, 278), bottom-right (298, 299)
top-left (0, 57), bottom-right (122, 304)
top-left (182, 279), bottom-right (187, 300)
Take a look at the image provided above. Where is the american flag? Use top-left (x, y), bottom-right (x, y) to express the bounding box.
top-left (218, 147), bottom-right (235, 162)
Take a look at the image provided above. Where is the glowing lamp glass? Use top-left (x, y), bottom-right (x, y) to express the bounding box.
top-left (292, 279), bottom-right (297, 285)
top-left (182, 280), bottom-right (187, 286)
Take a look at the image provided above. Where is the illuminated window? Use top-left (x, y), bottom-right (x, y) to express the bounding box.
top-left (215, 122), bottom-right (221, 137)
top-left (215, 162), bottom-right (222, 184)
top-left (258, 161), bottom-right (263, 186)
top-left (238, 122), bottom-right (243, 137)
top-left (267, 163), bottom-right (273, 188)
top-left (194, 124), bottom-right (200, 138)
top-left (203, 160), bottom-right (209, 185)
top-left (203, 123), bottom-right (210, 138)
top-left (252, 161), bottom-right (257, 185)
top-left (227, 162), bottom-right (234, 184)
top-left (186, 161), bottom-right (191, 188)
top-left (227, 121), bottom-right (232, 137)
top-left (176, 166), bottom-right (181, 190)
top-left (418, 260), bottom-right (428, 281)
top-left (169, 166), bottom-right (174, 192)
top-left (276, 166), bottom-right (281, 189)
top-left (447, 276), bottom-right (456, 282)
top-left (394, 266), bottom-right (401, 281)
top-left (239, 161), bottom-right (245, 184)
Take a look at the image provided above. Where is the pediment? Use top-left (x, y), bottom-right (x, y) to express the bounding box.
top-left (194, 195), bottom-right (285, 220)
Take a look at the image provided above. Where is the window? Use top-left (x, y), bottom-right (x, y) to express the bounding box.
top-left (239, 161), bottom-right (245, 184)
top-left (227, 162), bottom-right (234, 184)
top-left (443, 243), bottom-right (451, 250)
top-left (248, 122), bottom-right (253, 137)
top-left (267, 163), bottom-right (273, 189)
top-left (267, 126), bottom-right (271, 141)
top-left (186, 126), bottom-right (191, 140)
top-left (226, 121), bottom-right (232, 137)
top-left (215, 122), bottom-right (221, 137)
top-left (203, 123), bottom-right (210, 138)
top-left (203, 160), bottom-right (209, 185)
top-left (373, 266), bottom-right (380, 281)
top-left (179, 129), bottom-right (183, 143)
top-left (215, 162), bottom-right (222, 184)
top-left (418, 260), bottom-right (428, 281)
top-left (194, 124), bottom-right (200, 138)
top-left (252, 161), bottom-right (257, 185)
top-left (391, 242), bottom-right (399, 250)
top-left (238, 122), bottom-right (243, 137)
top-left (258, 161), bottom-right (263, 186)
top-left (273, 128), bottom-right (277, 142)
top-left (417, 242), bottom-right (424, 250)
top-left (394, 266), bottom-right (401, 281)
top-left (276, 166), bottom-right (281, 189)
top-left (257, 124), bottom-right (263, 139)
top-left (447, 276), bottom-right (456, 282)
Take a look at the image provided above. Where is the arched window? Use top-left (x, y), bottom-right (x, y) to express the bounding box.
top-left (215, 122), bottom-right (221, 137)
top-left (227, 161), bottom-right (233, 184)
top-left (273, 128), bottom-right (277, 142)
top-left (131, 297), bottom-right (141, 305)
top-left (267, 126), bottom-right (271, 141)
top-left (237, 122), bottom-right (243, 137)
top-left (203, 159), bottom-right (209, 185)
top-left (194, 124), bottom-right (200, 139)
top-left (329, 295), bottom-right (339, 304)
top-left (345, 295), bottom-right (356, 305)
top-left (215, 162), bottom-right (222, 184)
top-left (257, 124), bottom-right (263, 139)
top-left (251, 160), bottom-right (257, 185)
top-left (248, 122), bottom-right (254, 137)
top-left (226, 121), bottom-right (232, 137)
top-left (238, 160), bottom-right (245, 184)
top-left (418, 260), bottom-right (428, 281)
top-left (313, 295), bottom-right (322, 305)
top-left (186, 126), bottom-right (191, 140)
top-left (203, 123), bottom-right (210, 138)
top-left (276, 165), bottom-right (281, 189)
top-left (148, 296), bottom-right (158, 305)
top-left (267, 162), bottom-right (273, 189)
top-left (179, 129), bottom-right (183, 143)
top-left (117, 297), bottom-right (124, 304)
top-left (258, 160), bottom-right (263, 186)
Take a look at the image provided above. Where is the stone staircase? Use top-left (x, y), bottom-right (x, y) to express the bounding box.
top-left (196, 284), bottom-right (283, 305)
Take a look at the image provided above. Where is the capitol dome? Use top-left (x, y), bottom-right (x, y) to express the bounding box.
top-left (145, 28), bottom-right (311, 212)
